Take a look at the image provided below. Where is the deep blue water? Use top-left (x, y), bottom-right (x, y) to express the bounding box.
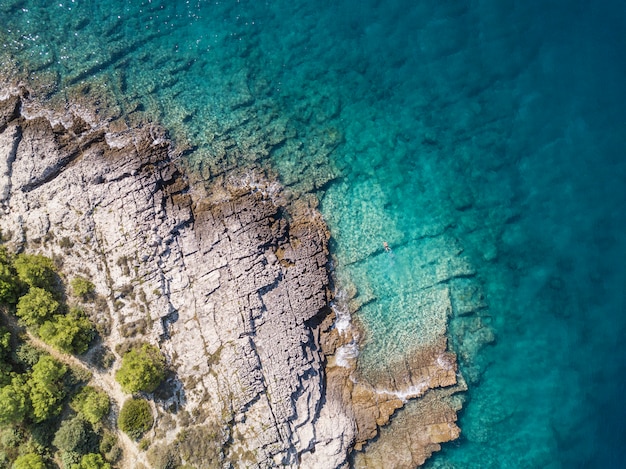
top-left (1, 0), bottom-right (625, 467)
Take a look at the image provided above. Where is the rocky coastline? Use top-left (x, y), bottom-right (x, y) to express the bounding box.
top-left (0, 84), bottom-right (480, 468)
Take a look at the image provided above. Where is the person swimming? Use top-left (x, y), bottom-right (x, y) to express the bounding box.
top-left (383, 241), bottom-right (391, 252)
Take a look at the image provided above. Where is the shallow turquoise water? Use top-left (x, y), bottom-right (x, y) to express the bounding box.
top-left (2, 0), bottom-right (625, 467)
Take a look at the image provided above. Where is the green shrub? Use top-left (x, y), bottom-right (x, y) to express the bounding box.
top-left (70, 387), bottom-right (110, 425)
top-left (118, 398), bottom-right (153, 440)
top-left (70, 277), bottom-right (95, 301)
top-left (70, 453), bottom-right (111, 469)
top-left (98, 432), bottom-right (120, 463)
top-left (0, 263), bottom-right (19, 305)
top-left (15, 343), bottom-right (44, 368)
top-left (115, 343), bottom-right (165, 394)
top-left (38, 308), bottom-right (94, 354)
top-left (91, 347), bottom-right (115, 371)
top-left (16, 288), bottom-right (60, 328)
top-left (138, 438), bottom-right (150, 451)
top-left (28, 355), bottom-right (67, 422)
top-left (0, 377), bottom-right (29, 425)
top-left (12, 453), bottom-right (46, 469)
top-left (0, 327), bottom-right (12, 385)
top-left (59, 237), bottom-right (74, 249)
top-left (0, 427), bottom-right (22, 448)
top-left (60, 451), bottom-right (81, 469)
top-left (52, 416), bottom-right (98, 456)
top-left (14, 254), bottom-right (56, 291)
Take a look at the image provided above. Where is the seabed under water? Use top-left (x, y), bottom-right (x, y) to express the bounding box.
top-left (1, 0), bottom-right (625, 466)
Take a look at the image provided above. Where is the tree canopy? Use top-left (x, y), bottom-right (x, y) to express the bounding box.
top-left (28, 355), bottom-right (67, 422)
top-left (14, 254), bottom-right (57, 291)
top-left (53, 416), bottom-right (98, 455)
top-left (0, 327), bottom-right (13, 385)
top-left (118, 398), bottom-right (153, 440)
top-left (0, 262), bottom-right (19, 305)
top-left (0, 376), bottom-right (29, 425)
top-left (12, 453), bottom-right (46, 469)
top-left (39, 308), bottom-right (94, 354)
top-left (0, 247), bottom-right (18, 303)
top-left (70, 453), bottom-right (111, 469)
top-left (16, 288), bottom-right (60, 328)
top-left (115, 343), bottom-right (165, 393)
top-left (70, 386), bottom-right (110, 425)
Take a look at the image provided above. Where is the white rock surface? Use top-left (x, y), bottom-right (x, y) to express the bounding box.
top-left (0, 89), bottom-right (355, 468)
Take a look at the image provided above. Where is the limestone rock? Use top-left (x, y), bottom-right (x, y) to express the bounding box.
top-left (0, 84), bottom-right (490, 468)
top-left (0, 88), bottom-right (354, 468)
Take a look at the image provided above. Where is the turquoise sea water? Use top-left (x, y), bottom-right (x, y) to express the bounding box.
top-left (2, 0), bottom-right (625, 467)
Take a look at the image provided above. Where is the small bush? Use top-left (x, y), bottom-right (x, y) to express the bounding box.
top-left (12, 453), bottom-right (46, 469)
top-left (59, 237), bottom-right (74, 249)
top-left (71, 387), bottom-right (110, 425)
top-left (15, 343), bottom-right (44, 367)
top-left (14, 254), bottom-right (57, 291)
top-left (118, 284), bottom-right (134, 300)
top-left (16, 287), bottom-right (60, 328)
top-left (116, 257), bottom-right (130, 276)
top-left (61, 451), bottom-right (82, 469)
top-left (115, 343), bottom-right (165, 394)
top-left (28, 355), bottom-right (67, 422)
top-left (118, 398), bottom-right (153, 440)
top-left (120, 319), bottom-right (147, 338)
top-left (70, 277), bottom-right (95, 301)
top-left (91, 347), bottom-right (115, 371)
top-left (0, 378), bottom-right (28, 425)
top-left (0, 262), bottom-right (19, 305)
top-left (38, 308), bottom-right (95, 354)
top-left (70, 453), bottom-right (111, 469)
top-left (52, 416), bottom-right (98, 455)
top-left (99, 432), bottom-right (121, 463)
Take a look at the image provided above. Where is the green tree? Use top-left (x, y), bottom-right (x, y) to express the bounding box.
top-left (0, 376), bottom-right (29, 424)
top-left (52, 416), bottom-right (98, 455)
top-left (16, 288), bottom-right (60, 328)
top-left (115, 343), bottom-right (165, 393)
top-left (70, 387), bottom-right (110, 425)
top-left (117, 398), bottom-right (153, 440)
top-left (0, 262), bottom-right (19, 305)
top-left (70, 277), bottom-right (95, 302)
top-left (28, 355), bottom-right (67, 422)
top-left (15, 343), bottom-right (44, 367)
top-left (14, 254), bottom-right (56, 291)
top-left (0, 327), bottom-right (13, 385)
top-left (0, 246), bottom-right (11, 264)
top-left (12, 453), bottom-right (46, 469)
top-left (70, 453), bottom-right (111, 469)
top-left (38, 308), bottom-right (94, 354)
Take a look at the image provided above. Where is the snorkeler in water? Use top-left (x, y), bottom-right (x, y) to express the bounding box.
top-left (383, 241), bottom-right (391, 252)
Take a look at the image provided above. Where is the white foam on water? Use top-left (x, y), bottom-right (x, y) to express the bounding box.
top-left (331, 289), bottom-right (352, 334)
top-left (335, 340), bottom-right (359, 368)
top-left (374, 380), bottom-right (430, 403)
